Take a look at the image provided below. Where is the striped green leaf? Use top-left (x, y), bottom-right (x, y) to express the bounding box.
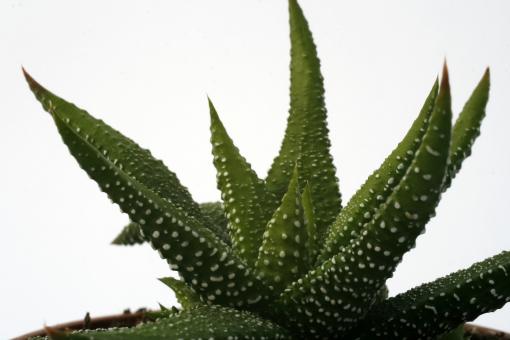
top-left (266, 0), bottom-right (341, 244)
top-left (279, 66), bottom-right (452, 337)
top-left (24, 71), bottom-right (270, 309)
top-left (442, 68), bottom-right (490, 191)
top-left (358, 251), bottom-right (510, 340)
top-left (209, 99), bottom-right (275, 266)
top-left (255, 165), bottom-right (309, 293)
top-left (47, 305), bottom-right (293, 340)
top-left (319, 79), bottom-right (439, 263)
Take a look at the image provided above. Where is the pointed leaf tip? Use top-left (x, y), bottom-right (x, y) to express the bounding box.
top-left (27, 77), bottom-right (268, 308)
top-left (441, 62), bottom-right (450, 92)
top-left (442, 67), bottom-right (490, 191)
top-left (22, 68), bottom-right (44, 93)
top-left (21, 66), bottom-right (31, 80)
top-left (484, 66), bottom-right (490, 80)
top-left (255, 160), bottom-right (309, 292)
top-left (269, 0), bottom-right (342, 242)
top-left (209, 100), bottom-right (276, 269)
top-left (319, 77), bottom-right (439, 262)
top-left (208, 98), bottom-right (220, 121)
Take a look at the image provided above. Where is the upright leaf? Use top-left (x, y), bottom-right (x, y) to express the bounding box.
top-left (255, 165), bottom-right (309, 293)
top-left (266, 0), bottom-right (341, 243)
top-left (47, 305), bottom-right (293, 340)
top-left (442, 68), bottom-right (490, 191)
top-left (209, 99), bottom-right (275, 266)
top-left (24, 71), bottom-right (271, 309)
top-left (359, 251), bottom-right (510, 340)
top-left (319, 79), bottom-right (439, 263)
top-left (279, 66), bottom-right (452, 337)
top-left (301, 182), bottom-right (318, 264)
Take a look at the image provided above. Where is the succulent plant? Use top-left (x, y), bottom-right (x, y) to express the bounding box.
top-left (23, 0), bottom-right (509, 339)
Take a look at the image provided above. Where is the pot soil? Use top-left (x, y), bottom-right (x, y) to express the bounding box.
top-left (13, 311), bottom-right (510, 340)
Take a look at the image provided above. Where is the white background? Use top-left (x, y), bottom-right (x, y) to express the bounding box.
top-left (1, 0), bottom-right (509, 338)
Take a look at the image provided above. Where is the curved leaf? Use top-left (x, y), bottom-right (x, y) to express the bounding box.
top-left (48, 305), bottom-right (293, 340)
top-left (209, 99), bottom-right (275, 266)
top-left (255, 165), bottom-right (309, 293)
top-left (24, 71), bottom-right (271, 309)
top-left (279, 66), bottom-right (452, 337)
top-left (358, 251), bottom-right (510, 340)
top-left (442, 68), bottom-right (490, 191)
top-left (319, 79), bottom-right (439, 263)
top-left (266, 0), bottom-right (341, 244)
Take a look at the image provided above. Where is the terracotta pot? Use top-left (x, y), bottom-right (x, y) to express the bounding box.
top-left (13, 312), bottom-right (510, 340)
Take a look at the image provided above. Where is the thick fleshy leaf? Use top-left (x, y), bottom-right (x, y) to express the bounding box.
top-left (199, 201), bottom-right (228, 236)
top-left (255, 165), bottom-right (309, 293)
top-left (279, 66), bottom-right (452, 338)
top-left (159, 277), bottom-right (202, 309)
top-left (47, 305), bottom-right (293, 340)
top-left (266, 0), bottom-right (341, 244)
top-left (26, 73), bottom-right (208, 227)
top-left (437, 325), bottom-right (465, 340)
top-left (112, 202), bottom-right (229, 246)
top-left (358, 251), bottom-right (510, 340)
top-left (24, 71), bottom-right (271, 309)
top-left (111, 221), bottom-right (146, 245)
top-left (209, 99), bottom-right (275, 266)
top-left (301, 182), bottom-right (318, 264)
top-left (198, 201), bottom-right (230, 244)
top-left (442, 68), bottom-right (490, 191)
top-left (319, 79), bottom-right (438, 263)
top-left (374, 284), bottom-right (389, 305)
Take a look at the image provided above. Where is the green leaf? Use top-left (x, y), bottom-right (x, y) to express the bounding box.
top-left (199, 202), bottom-right (228, 236)
top-left (318, 78), bottom-right (439, 263)
top-left (437, 325), bottom-right (466, 340)
top-left (266, 0), bottom-right (341, 244)
top-left (159, 277), bottom-right (202, 309)
top-left (358, 251), bottom-right (510, 340)
top-left (24, 71), bottom-right (271, 309)
top-left (112, 202), bottom-right (229, 246)
top-left (111, 222), bottom-right (146, 246)
top-left (255, 165), bottom-right (310, 293)
top-left (209, 99), bottom-right (275, 266)
top-left (279, 66), bottom-right (452, 337)
top-left (301, 182), bottom-right (318, 265)
top-left (442, 68), bottom-right (490, 191)
top-left (143, 305), bottom-right (179, 322)
top-left (374, 284), bottom-right (389, 305)
top-left (47, 305), bottom-right (293, 340)
top-left (198, 201), bottom-right (231, 244)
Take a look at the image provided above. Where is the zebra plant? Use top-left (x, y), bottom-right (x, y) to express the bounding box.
top-left (24, 0), bottom-right (509, 339)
